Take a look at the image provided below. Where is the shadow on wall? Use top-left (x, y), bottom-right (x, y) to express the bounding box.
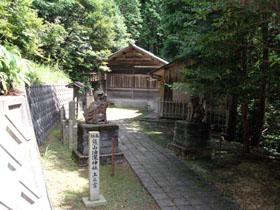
top-left (26, 85), bottom-right (73, 145)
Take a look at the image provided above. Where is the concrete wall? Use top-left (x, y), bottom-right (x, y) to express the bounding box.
top-left (0, 95), bottom-right (51, 210)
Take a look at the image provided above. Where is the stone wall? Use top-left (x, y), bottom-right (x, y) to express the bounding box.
top-left (26, 85), bottom-right (73, 145)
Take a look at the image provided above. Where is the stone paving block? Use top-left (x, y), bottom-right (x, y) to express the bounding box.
top-left (166, 191), bottom-right (185, 199)
top-left (177, 205), bottom-right (196, 210)
top-left (152, 192), bottom-right (169, 200)
top-left (145, 185), bottom-right (163, 194)
top-left (156, 199), bottom-right (176, 208)
top-left (192, 204), bottom-right (213, 210)
top-left (173, 198), bottom-right (188, 206)
top-left (160, 206), bottom-right (179, 210)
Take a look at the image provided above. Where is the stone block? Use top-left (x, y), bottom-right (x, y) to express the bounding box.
top-left (82, 195), bottom-right (107, 208)
top-left (77, 123), bottom-right (120, 156)
top-left (173, 121), bottom-right (210, 149)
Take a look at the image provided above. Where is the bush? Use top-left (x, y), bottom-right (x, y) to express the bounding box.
top-left (0, 45), bottom-right (30, 94)
top-left (0, 45), bottom-right (71, 95)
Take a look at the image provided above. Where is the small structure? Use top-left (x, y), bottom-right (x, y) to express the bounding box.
top-left (107, 43), bottom-right (168, 110)
top-left (66, 81), bottom-right (85, 117)
top-left (75, 91), bottom-right (121, 165)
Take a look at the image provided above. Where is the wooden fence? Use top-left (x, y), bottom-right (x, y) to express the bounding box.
top-left (26, 85), bottom-right (73, 145)
top-left (160, 101), bottom-right (228, 130)
top-left (107, 74), bottom-right (160, 90)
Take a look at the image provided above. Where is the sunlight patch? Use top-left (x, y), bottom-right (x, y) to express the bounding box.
top-left (107, 108), bottom-right (142, 121)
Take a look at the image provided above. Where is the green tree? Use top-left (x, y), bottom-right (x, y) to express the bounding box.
top-left (138, 0), bottom-right (163, 55)
top-left (116, 0), bottom-right (143, 40)
top-left (33, 0), bottom-right (129, 83)
top-left (162, 0), bottom-right (280, 152)
top-left (0, 0), bottom-right (44, 58)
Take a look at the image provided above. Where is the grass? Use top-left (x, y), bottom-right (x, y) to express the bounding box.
top-left (29, 63), bottom-right (71, 85)
top-left (132, 118), bottom-right (280, 210)
top-left (40, 127), bottom-right (159, 210)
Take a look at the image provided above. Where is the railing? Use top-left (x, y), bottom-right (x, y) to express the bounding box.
top-left (107, 74), bottom-right (160, 90)
top-left (160, 101), bottom-right (189, 119)
top-left (159, 100), bottom-right (228, 130)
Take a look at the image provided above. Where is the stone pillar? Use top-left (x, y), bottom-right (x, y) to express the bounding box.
top-left (68, 101), bottom-right (77, 150)
top-left (69, 101), bottom-right (76, 122)
top-left (68, 119), bottom-right (74, 150)
top-left (62, 120), bottom-right (68, 145)
top-left (60, 107), bottom-right (65, 139)
top-left (82, 131), bottom-right (107, 208)
top-left (73, 124), bottom-right (78, 151)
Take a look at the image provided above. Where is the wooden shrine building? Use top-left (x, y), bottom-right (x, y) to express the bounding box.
top-left (106, 43), bottom-right (168, 110)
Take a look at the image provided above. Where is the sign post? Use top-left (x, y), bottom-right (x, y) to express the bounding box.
top-left (82, 131), bottom-right (107, 207)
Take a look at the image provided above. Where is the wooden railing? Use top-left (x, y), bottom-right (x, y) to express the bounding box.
top-left (107, 74), bottom-right (160, 90)
top-left (160, 101), bottom-right (189, 119)
top-left (159, 101), bottom-right (228, 130)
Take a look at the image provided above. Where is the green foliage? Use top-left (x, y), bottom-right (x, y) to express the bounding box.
top-left (0, 45), bottom-right (31, 92)
top-left (138, 0), bottom-right (164, 55)
top-left (160, 0), bottom-right (280, 149)
top-left (116, 0), bottom-right (143, 40)
top-left (0, 45), bottom-right (70, 95)
top-left (33, 0), bottom-right (129, 83)
top-left (0, 0), bottom-right (44, 58)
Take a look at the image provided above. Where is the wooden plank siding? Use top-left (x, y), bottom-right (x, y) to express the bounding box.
top-left (107, 74), bottom-right (160, 90)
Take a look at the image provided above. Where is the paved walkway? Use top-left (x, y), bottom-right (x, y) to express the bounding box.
top-left (118, 121), bottom-right (238, 210)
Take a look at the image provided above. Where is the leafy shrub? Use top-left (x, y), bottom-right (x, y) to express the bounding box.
top-left (0, 45), bottom-right (71, 95)
top-left (262, 135), bottom-right (280, 154)
top-left (0, 45), bottom-right (31, 94)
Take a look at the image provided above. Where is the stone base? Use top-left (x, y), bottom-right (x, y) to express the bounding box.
top-left (173, 121), bottom-right (210, 149)
top-left (77, 122), bottom-right (120, 156)
top-left (82, 195), bottom-right (107, 208)
top-left (72, 149), bottom-right (124, 166)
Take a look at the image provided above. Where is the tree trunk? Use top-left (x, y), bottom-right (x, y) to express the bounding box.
top-left (251, 17), bottom-right (269, 146)
top-left (240, 37), bottom-right (250, 152)
top-left (242, 99), bottom-right (250, 153)
top-left (226, 95), bottom-right (238, 141)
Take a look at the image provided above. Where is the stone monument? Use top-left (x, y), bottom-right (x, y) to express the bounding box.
top-left (74, 91), bottom-right (121, 165)
top-left (82, 131), bottom-right (107, 207)
top-left (170, 96), bottom-right (210, 156)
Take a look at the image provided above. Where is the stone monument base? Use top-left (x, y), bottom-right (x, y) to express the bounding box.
top-left (76, 122), bottom-right (122, 165)
top-left (82, 195), bottom-right (107, 208)
top-left (171, 120), bottom-right (211, 158)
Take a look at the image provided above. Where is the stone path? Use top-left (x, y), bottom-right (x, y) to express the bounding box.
top-left (118, 121), bottom-right (239, 210)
